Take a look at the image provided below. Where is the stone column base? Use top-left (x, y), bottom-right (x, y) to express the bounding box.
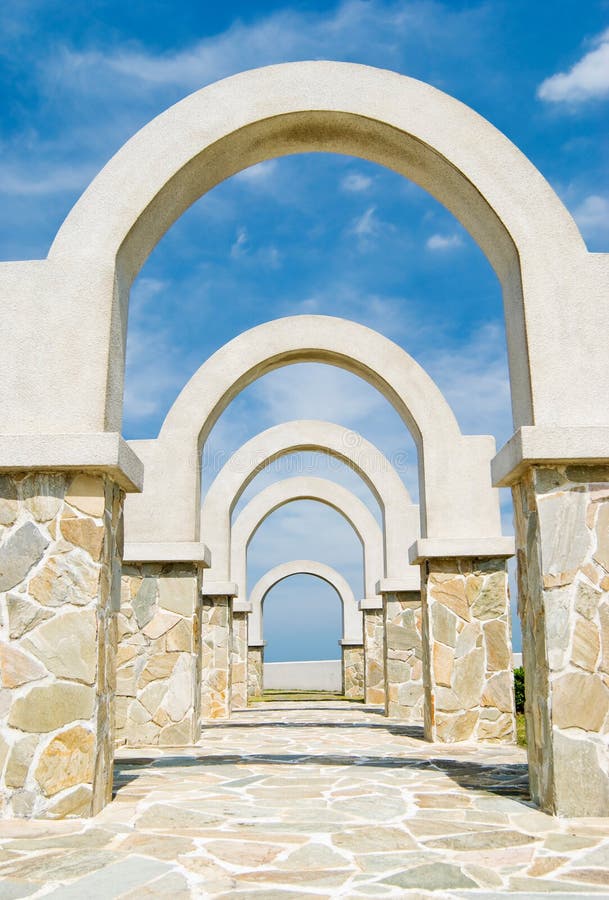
top-left (341, 643), bottom-right (364, 699)
top-left (512, 464), bottom-right (609, 816)
top-left (363, 607), bottom-right (385, 705)
top-left (247, 644), bottom-right (264, 698)
top-left (383, 591), bottom-right (423, 721)
top-left (117, 562), bottom-right (202, 746)
top-left (421, 556), bottom-right (515, 743)
top-left (231, 611), bottom-right (248, 710)
top-left (0, 471), bottom-right (123, 818)
top-left (200, 594), bottom-right (232, 720)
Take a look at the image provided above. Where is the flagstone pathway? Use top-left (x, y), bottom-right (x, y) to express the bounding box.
top-left (1, 701), bottom-right (609, 897)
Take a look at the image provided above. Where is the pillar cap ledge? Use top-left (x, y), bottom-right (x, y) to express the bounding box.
top-left (375, 575), bottom-right (421, 594)
top-left (201, 581), bottom-right (238, 597)
top-left (123, 541), bottom-right (211, 565)
top-left (359, 597), bottom-right (383, 610)
top-left (248, 640), bottom-right (266, 648)
top-left (339, 639), bottom-right (364, 647)
top-left (233, 600), bottom-right (252, 613)
top-left (492, 426), bottom-right (609, 487)
top-left (408, 537), bottom-right (515, 564)
top-left (0, 432), bottom-right (143, 492)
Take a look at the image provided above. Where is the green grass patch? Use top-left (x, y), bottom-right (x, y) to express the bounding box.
top-left (516, 712), bottom-right (527, 747)
top-left (250, 690), bottom-right (357, 703)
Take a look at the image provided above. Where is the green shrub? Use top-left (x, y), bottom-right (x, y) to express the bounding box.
top-left (514, 666), bottom-right (525, 713)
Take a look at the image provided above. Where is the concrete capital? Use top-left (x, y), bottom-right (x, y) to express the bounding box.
top-left (201, 581), bottom-right (239, 598)
top-left (408, 537), bottom-right (515, 564)
top-left (358, 597), bottom-right (383, 611)
top-left (123, 542), bottom-right (211, 565)
top-left (492, 426), bottom-right (609, 486)
top-left (0, 432), bottom-right (143, 492)
top-left (375, 575), bottom-right (421, 595)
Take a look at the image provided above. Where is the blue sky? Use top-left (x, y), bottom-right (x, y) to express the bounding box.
top-left (1, 1), bottom-right (608, 662)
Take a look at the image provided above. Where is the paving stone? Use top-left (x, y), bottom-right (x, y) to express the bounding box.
top-left (381, 861), bottom-right (477, 889)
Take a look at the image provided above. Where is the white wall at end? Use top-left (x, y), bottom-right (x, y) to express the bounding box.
top-left (264, 659), bottom-right (342, 691)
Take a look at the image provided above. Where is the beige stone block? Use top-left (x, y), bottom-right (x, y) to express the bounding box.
top-left (430, 576), bottom-right (469, 620)
top-left (0, 642), bottom-right (46, 688)
top-left (553, 672), bottom-right (609, 731)
top-left (159, 717), bottom-right (193, 745)
top-left (484, 620), bottom-right (511, 671)
top-left (594, 503), bottom-right (609, 573)
top-left (572, 617), bottom-right (600, 671)
top-left (60, 516), bottom-right (104, 561)
top-left (452, 648), bottom-right (484, 707)
top-left (433, 641), bottom-right (453, 687)
top-left (435, 709), bottom-right (478, 742)
top-left (9, 682), bottom-right (95, 732)
top-left (481, 671), bottom-right (513, 713)
top-left (65, 474), bottom-right (105, 517)
top-left (23, 609), bottom-right (97, 685)
top-left (470, 572), bottom-right (507, 621)
top-left (477, 712), bottom-right (515, 741)
top-left (454, 621), bottom-right (480, 658)
top-left (29, 552), bottom-right (100, 607)
top-left (432, 602), bottom-right (457, 647)
top-left (143, 610), bottom-right (181, 640)
top-left (600, 603), bottom-right (609, 675)
top-left (0, 497), bottom-right (18, 526)
top-left (158, 576), bottom-right (196, 615)
top-left (575, 580), bottom-right (603, 619)
top-left (138, 653), bottom-right (178, 688)
top-left (35, 725), bottom-right (95, 796)
top-left (45, 784), bottom-right (92, 818)
top-left (7, 594), bottom-right (52, 638)
top-left (165, 619), bottom-right (192, 652)
top-left (116, 644), bottom-right (138, 667)
top-left (5, 734), bottom-right (39, 787)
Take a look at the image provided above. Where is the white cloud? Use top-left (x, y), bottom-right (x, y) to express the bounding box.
top-left (351, 206), bottom-right (379, 238)
top-left (538, 28), bottom-right (609, 105)
top-left (572, 193), bottom-right (609, 241)
top-left (341, 172), bottom-right (373, 193)
top-left (426, 232), bottom-right (463, 251)
top-left (233, 160), bottom-right (279, 187)
top-left (230, 226), bottom-right (248, 259)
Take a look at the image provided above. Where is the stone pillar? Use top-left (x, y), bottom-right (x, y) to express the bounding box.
top-left (247, 642), bottom-right (264, 698)
top-left (419, 554), bottom-right (515, 744)
top-left (117, 557), bottom-right (204, 746)
top-left (230, 603), bottom-right (250, 711)
top-left (200, 583), bottom-right (236, 720)
top-left (361, 601), bottom-right (385, 705)
top-left (341, 641), bottom-right (364, 699)
top-left (0, 470), bottom-right (126, 818)
top-left (382, 590), bottom-right (424, 721)
top-left (512, 465), bottom-right (609, 815)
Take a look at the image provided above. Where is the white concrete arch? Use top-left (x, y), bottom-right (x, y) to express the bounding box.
top-left (5, 61), bottom-right (604, 452)
top-left (201, 420), bottom-right (419, 581)
top-left (126, 315), bottom-right (502, 547)
top-left (249, 560), bottom-right (358, 645)
top-left (230, 475), bottom-right (384, 641)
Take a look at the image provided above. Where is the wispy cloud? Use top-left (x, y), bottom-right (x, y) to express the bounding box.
top-left (426, 232), bottom-right (463, 251)
top-left (341, 172), bottom-right (373, 193)
top-left (230, 226), bottom-right (248, 259)
top-left (572, 193), bottom-right (609, 242)
top-left (538, 28), bottom-right (609, 105)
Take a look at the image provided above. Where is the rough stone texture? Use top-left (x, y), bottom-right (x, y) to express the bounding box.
top-left (247, 646), bottom-right (264, 698)
top-left (201, 595), bottom-right (231, 719)
top-left (0, 471), bottom-right (123, 819)
top-left (363, 608), bottom-right (385, 705)
top-left (513, 465), bottom-right (609, 816)
top-left (230, 611), bottom-right (248, 710)
top-left (383, 591), bottom-right (423, 721)
top-left (116, 563), bottom-right (201, 746)
top-left (422, 557), bottom-right (516, 744)
top-left (341, 644), bottom-right (364, 700)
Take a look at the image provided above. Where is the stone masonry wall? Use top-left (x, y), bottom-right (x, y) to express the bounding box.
top-left (422, 557), bottom-right (515, 744)
top-left (248, 646), bottom-right (264, 698)
top-left (342, 645), bottom-right (364, 700)
top-left (117, 563), bottom-right (201, 746)
top-left (363, 609), bottom-right (385, 705)
top-left (0, 472), bottom-right (122, 818)
top-left (201, 596), bottom-right (232, 719)
top-left (513, 465), bottom-right (609, 816)
top-left (384, 592), bottom-right (424, 721)
top-left (231, 611), bottom-right (248, 710)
